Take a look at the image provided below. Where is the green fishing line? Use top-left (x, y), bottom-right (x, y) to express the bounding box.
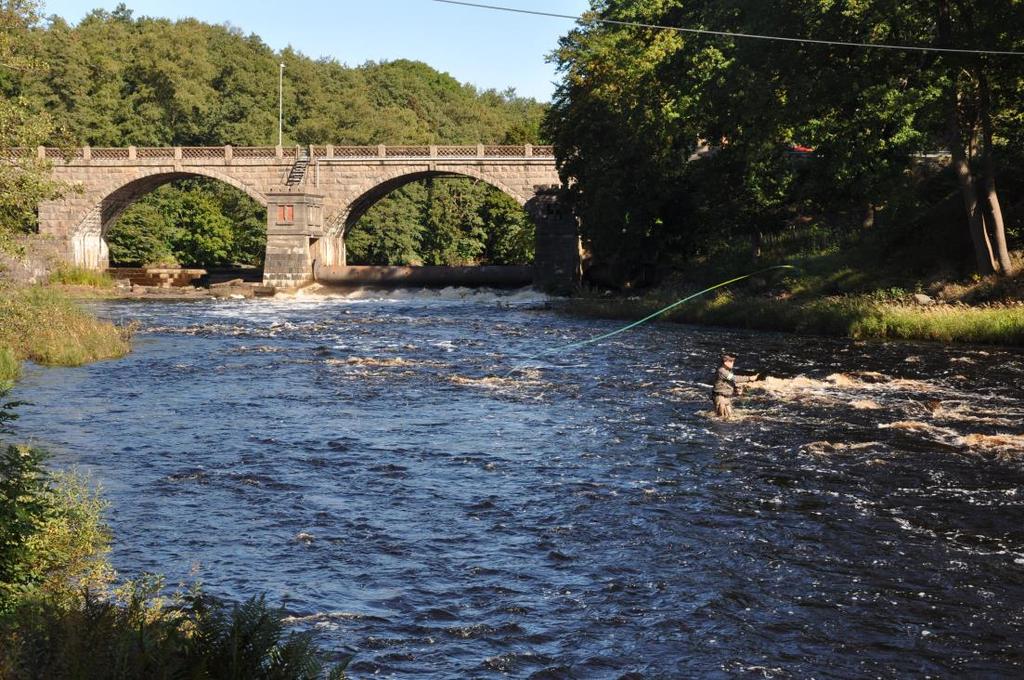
top-left (506, 264), bottom-right (797, 377)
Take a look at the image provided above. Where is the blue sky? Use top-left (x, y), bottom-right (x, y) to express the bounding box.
top-left (40, 0), bottom-right (591, 101)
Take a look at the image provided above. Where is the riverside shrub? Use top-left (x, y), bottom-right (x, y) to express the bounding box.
top-left (1, 589), bottom-right (347, 679)
top-left (0, 445), bottom-right (50, 617)
top-left (0, 446), bottom-right (113, 619)
top-left (23, 470), bottom-right (116, 610)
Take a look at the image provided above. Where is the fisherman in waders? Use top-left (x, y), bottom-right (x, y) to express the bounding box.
top-left (713, 352), bottom-right (761, 420)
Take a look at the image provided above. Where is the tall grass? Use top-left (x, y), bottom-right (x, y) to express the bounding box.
top-left (850, 303), bottom-right (1024, 344)
top-left (0, 347), bottom-right (18, 386)
top-left (48, 265), bottom-right (115, 288)
top-left (0, 286), bottom-right (131, 367)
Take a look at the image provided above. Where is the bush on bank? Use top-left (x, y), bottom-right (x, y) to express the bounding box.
top-left (0, 447), bottom-right (112, 619)
top-left (4, 589), bottom-right (346, 680)
top-left (0, 285), bottom-right (130, 368)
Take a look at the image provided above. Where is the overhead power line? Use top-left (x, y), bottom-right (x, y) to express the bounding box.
top-left (432, 0), bottom-right (1024, 57)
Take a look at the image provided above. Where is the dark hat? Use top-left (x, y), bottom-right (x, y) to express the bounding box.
top-left (720, 351), bottom-right (736, 362)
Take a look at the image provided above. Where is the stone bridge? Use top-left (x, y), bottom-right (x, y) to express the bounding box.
top-left (34, 144), bottom-right (579, 290)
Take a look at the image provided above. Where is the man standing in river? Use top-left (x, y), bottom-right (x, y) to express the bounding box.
top-left (713, 352), bottom-right (760, 419)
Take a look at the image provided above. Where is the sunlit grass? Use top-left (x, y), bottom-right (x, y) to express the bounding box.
top-left (0, 286), bottom-right (131, 368)
top-left (850, 303), bottom-right (1024, 344)
top-left (576, 220), bottom-right (1022, 346)
top-left (48, 265), bottom-right (115, 288)
top-left (0, 346), bottom-right (19, 386)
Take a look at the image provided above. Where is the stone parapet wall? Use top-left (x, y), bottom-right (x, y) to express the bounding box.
top-left (29, 144), bottom-right (554, 163)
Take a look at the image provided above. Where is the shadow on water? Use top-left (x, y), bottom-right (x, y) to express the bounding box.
top-left (9, 287), bottom-right (1024, 677)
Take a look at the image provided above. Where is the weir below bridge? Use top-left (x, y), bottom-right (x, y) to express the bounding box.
top-left (35, 144), bottom-right (580, 291)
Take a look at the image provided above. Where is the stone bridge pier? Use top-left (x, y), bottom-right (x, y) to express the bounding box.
top-left (264, 190), bottom-right (329, 288)
top-left (34, 144), bottom-right (580, 291)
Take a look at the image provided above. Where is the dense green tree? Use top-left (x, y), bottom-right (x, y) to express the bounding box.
top-left (105, 201), bottom-right (177, 266)
top-left (933, 0), bottom-right (1022, 275)
top-left (107, 179), bottom-right (265, 267)
top-left (10, 7), bottom-right (547, 148)
top-left (479, 189), bottom-right (535, 264)
top-left (346, 184), bottom-right (426, 265)
top-left (546, 0), bottom-right (1024, 283)
top-left (160, 190), bottom-right (233, 266)
top-left (420, 179), bottom-right (487, 265)
top-left (347, 178), bottom-right (536, 266)
top-left (0, 444), bottom-right (49, 616)
top-left (210, 182), bottom-right (267, 265)
top-left (0, 0), bottom-right (70, 249)
top-left (545, 1), bottom-right (699, 282)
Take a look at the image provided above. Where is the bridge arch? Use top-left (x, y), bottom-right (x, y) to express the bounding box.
top-left (68, 168), bottom-right (268, 269)
top-left (324, 167), bottom-right (532, 238)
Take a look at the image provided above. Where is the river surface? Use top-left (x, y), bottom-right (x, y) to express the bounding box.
top-left (10, 288), bottom-right (1024, 678)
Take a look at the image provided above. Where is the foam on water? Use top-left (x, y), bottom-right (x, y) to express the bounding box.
top-left (326, 357), bottom-right (415, 368)
top-left (752, 371), bottom-right (947, 401)
top-left (296, 283), bottom-right (550, 305)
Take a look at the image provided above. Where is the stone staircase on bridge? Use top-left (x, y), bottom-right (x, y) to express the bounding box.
top-left (285, 151), bottom-right (310, 186)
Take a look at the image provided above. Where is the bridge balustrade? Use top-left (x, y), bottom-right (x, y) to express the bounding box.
top-left (17, 144), bottom-right (556, 162)
top-left (232, 147), bottom-right (279, 159)
top-left (89, 148), bottom-right (131, 160)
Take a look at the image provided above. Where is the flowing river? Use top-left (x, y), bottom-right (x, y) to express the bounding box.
top-left (10, 289), bottom-right (1024, 678)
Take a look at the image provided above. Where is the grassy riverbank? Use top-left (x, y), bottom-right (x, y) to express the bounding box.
top-left (567, 292), bottom-right (1024, 346)
top-left (568, 232), bottom-right (1024, 346)
top-left (0, 285), bottom-right (132, 382)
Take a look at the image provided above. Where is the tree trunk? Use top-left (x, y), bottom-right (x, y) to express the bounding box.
top-left (938, 0), bottom-right (996, 275)
top-left (862, 203), bottom-right (876, 230)
top-left (947, 96), bottom-right (995, 274)
top-left (978, 71), bottom-right (1014, 275)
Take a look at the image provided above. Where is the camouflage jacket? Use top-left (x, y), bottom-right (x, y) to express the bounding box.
top-left (713, 366), bottom-right (754, 397)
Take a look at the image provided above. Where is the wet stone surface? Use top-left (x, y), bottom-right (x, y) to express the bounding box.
top-left (10, 288), bottom-right (1024, 678)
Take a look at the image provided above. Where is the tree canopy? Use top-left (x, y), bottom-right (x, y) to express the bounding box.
top-left (545, 0), bottom-right (1024, 283)
top-left (106, 179), bottom-right (266, 267)
top-left (0, 0), bottom-right (70, 251)
top-left (9, 5), bottom-right (546, 148)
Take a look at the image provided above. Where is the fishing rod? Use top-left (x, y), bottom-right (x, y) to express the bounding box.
top-left (505, 264), bottom-right (797, 377)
